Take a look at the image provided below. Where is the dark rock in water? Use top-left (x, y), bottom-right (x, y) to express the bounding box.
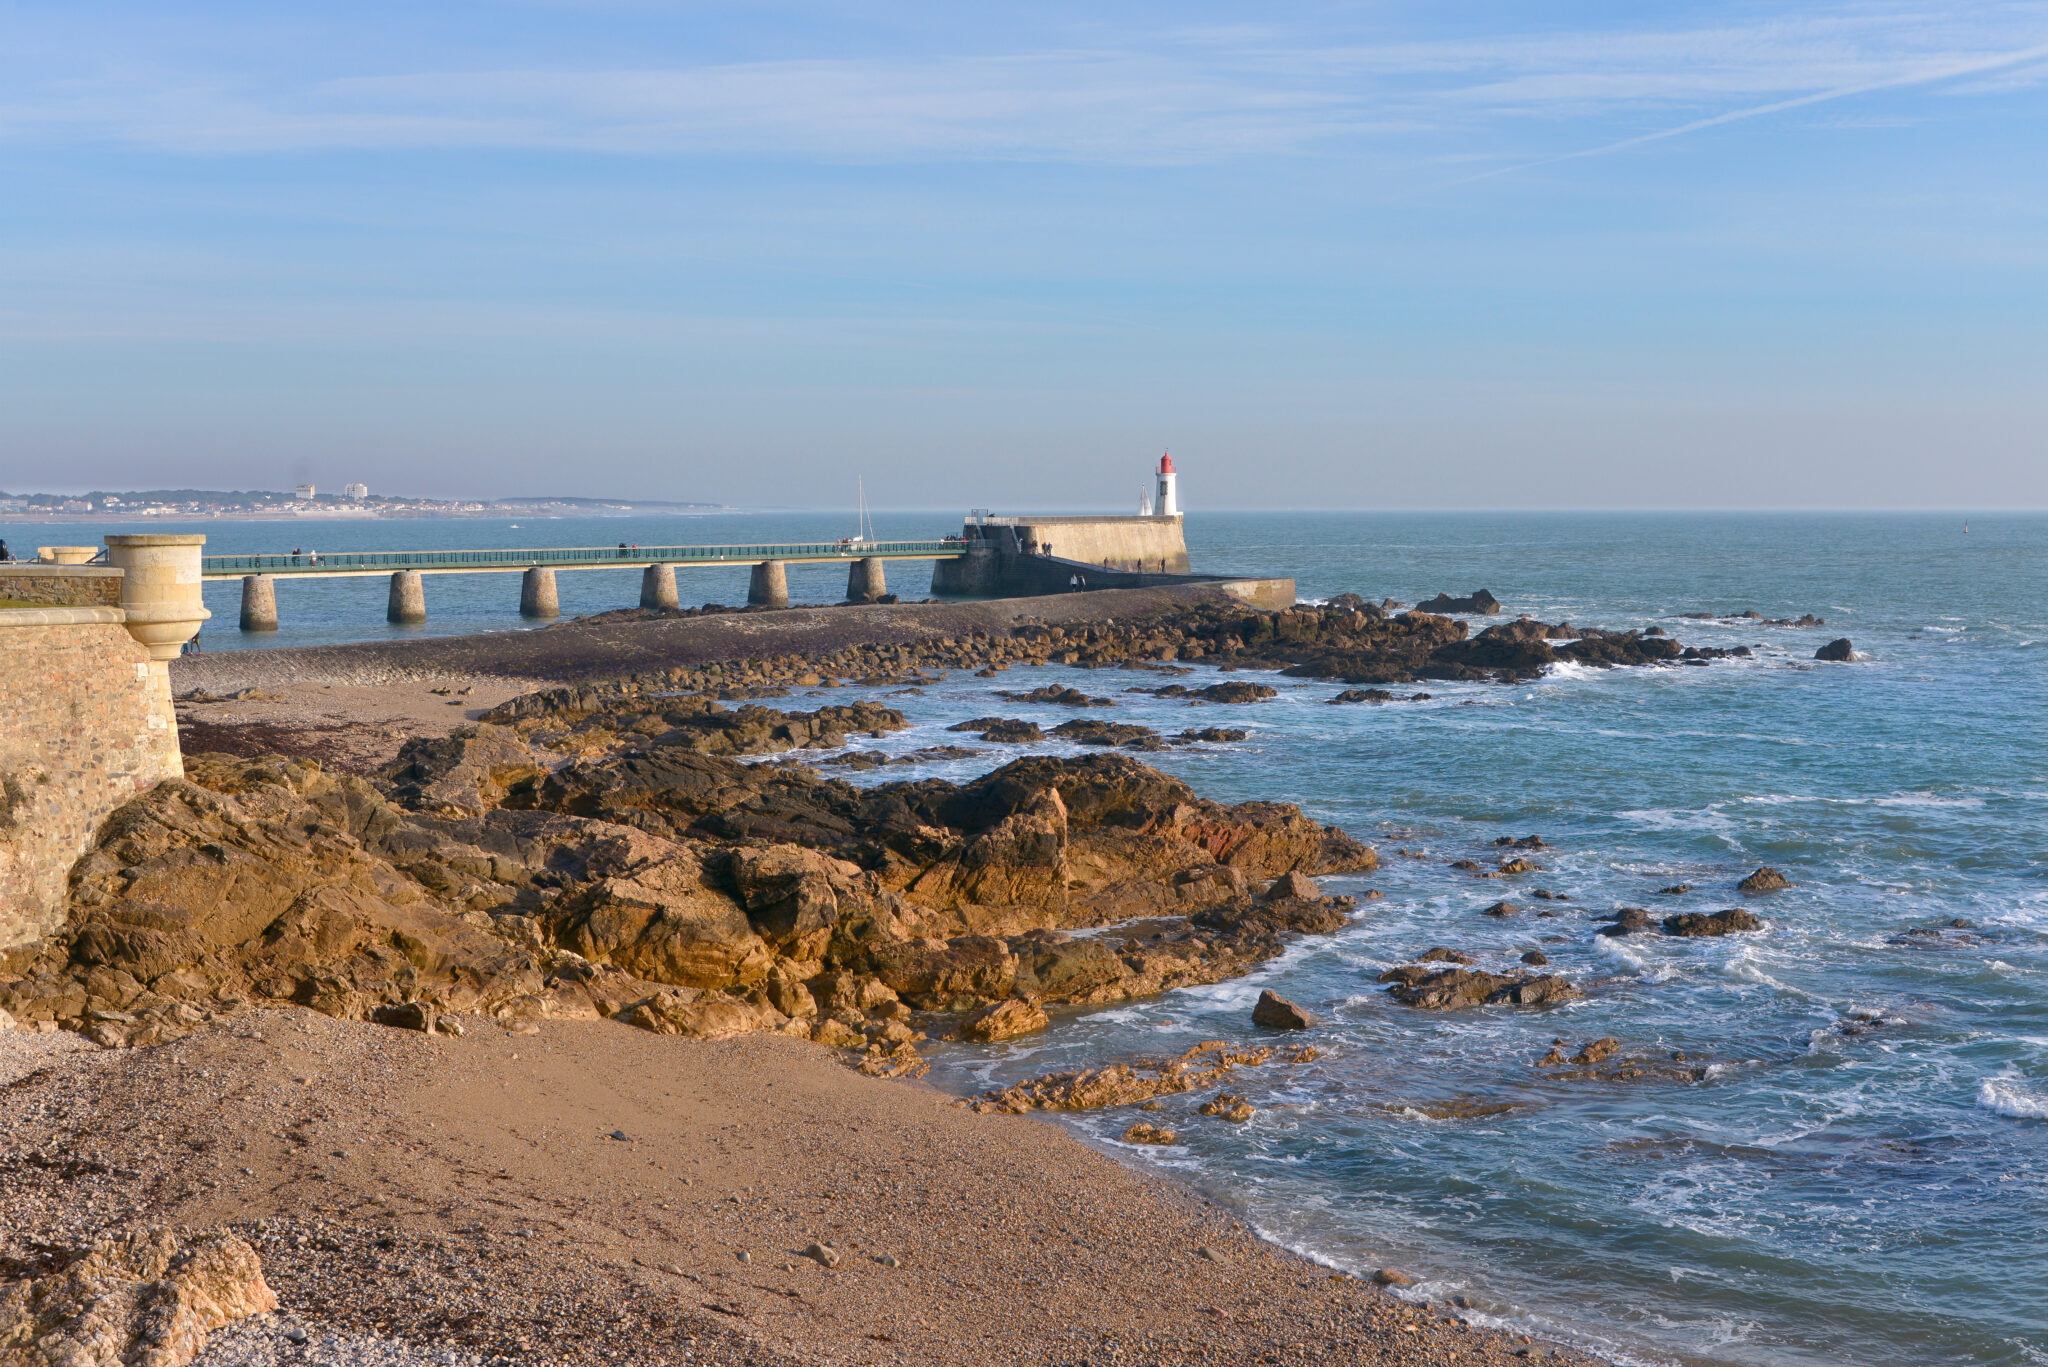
top-left (1738, 867), bottom-right (1792, 895)
top-left (1372, 1268), bottom-right (1413, 1287)
top-left (997, 685), bottom-right (1115, 707)
top-left (1330, 688), bottom-right (1395, 704)
top-left (1143, 681), bottom-right (1279, 705)
top-left (1572, 1037), bottom-right (1619, 1065)
top-left (1598, 908), bottom-right (1656, 937)
top-left (948, 717), bottom-right (1046, 743)
top-left (1051, 719), bottom-right (1162, 748)
top-left (1657, 884), bottom-right (1692, 896)
top-left (1521, 950), bottom-right (1549, 965)
top-left (1418, 947), bottom-right (1475, 965)
top-left (1664, 908), bottom-right (1762, 937)
top-left (1814, 638), bottom-right (1855, 662)
top-left (1951, 918), bottom-right (1975, 928)
top-left (1482, 901), bottom-right (1518, 918)
top-left (1448, 859), bottom-right (1483, 872)
top-left (1251, 988), bottom-right (1315, 1030)
top-left (1384, 967), bottom-right (1579, 1010)
top-left (1495, 835), bottom-right (1547, 849)
top-left (1175, 727), bottom-right (1248, 744)
top-left (1415, 589), bottom-right (1502, 616)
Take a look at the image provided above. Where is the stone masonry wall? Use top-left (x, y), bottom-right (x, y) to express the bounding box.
top-left (0, 567), bottom-right (123, 608)
top-left (0, 616), bottom-right (181, 948)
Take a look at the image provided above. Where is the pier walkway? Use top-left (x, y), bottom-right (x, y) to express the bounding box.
top-left (204, 540), bottom-right (966, 630)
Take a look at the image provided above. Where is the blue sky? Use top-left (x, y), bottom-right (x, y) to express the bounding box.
top-left (4, 1), bottom-right (2046, 508)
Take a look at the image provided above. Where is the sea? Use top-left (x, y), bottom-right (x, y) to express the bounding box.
top-left (15, 509), bottom-right (2044, 1366)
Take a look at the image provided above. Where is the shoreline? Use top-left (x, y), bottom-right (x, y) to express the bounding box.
top-left (1, 592), bottom-right (1688, 1364)
top-left (1, 1012), bottom-right (1603, 1366)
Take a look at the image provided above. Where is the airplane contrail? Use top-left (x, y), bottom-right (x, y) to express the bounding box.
top-left (1434, 37), bottom-right (2048, 190)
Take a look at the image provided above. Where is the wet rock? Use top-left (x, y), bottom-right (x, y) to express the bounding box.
top-left (1738, 867), bottom-right (1792, 895)
top-left (1175, 727), bottom-right (1249, 743)
top-left (1572, 1037), bottom-right (1619, 1064)
top-left (1251, 989), bottom-right (1315, 1030)
top-left (1418, 947), bottom-right (1475, 965)
top-left (997, 685), bottom-right (1115, 708)
top-left (1372, 1268), bottom-right (1415, 1286)
top-left (1598, 908), bottom-right (1655, 937)
top-left (958, 999), bottom-right (1050, 1042)
top-left (1663, 908), bottom-right (1762, 937)
top-left (1482, 901), bottom-right (1518, 918)
top-left (1051, 719), bottom-right (1163, 748)
top-left (948, 717), bottom-right (1046, 743)
top-left (1415, 590), bottom-right (1501, 616)
top-left (1657, 884), bottom-right (1692, 896)
top-left (1495, 835), bottom-right (1547, 849)
top-left (966, 1040), bottom-right (1294, 1114)
top-left (1385, 968), bottom-right (1579, 1010)
top-left (1123, 1122), bottom-right (1178, 1145)
top-left (1330, 688), bottom-right (1394, 704)
top-left (1814, 638), bottom-right (1855, 662)
top-left (1520, 950), bottom-right (1549, 965)
top-left (1198, 1092), bottom-right (1256, 1122)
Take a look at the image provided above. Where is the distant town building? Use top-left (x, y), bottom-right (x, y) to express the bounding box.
top-left (344, 482), bottom-right (368, 500)
top-left (294, 484), bottom-right (316, 500)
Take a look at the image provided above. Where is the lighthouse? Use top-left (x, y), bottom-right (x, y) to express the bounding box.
top-left (1155, 452), bottom-right (1180, 518)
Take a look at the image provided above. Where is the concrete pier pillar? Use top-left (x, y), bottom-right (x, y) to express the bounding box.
top-left (847, 557), bottom-right (886, 603)
top-left (239, 574), bottom-right (278, 632)
top-left (388, 570), bottom-right (426, 625)
top-left (748, 560), bottom-right (789, 607)
top-left (641, 563), bottom-right (679, 610)
top-left (520, 566), bottom-right (559, 619)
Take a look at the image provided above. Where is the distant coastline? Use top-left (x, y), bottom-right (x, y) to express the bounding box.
top-left (0, 489), bottom-right (731, 523)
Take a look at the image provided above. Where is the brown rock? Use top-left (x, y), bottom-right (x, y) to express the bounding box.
top-left (1122, 1122), bottom-right (1178, 1145)
top-left (1198, 1092), bottom-right (1255, 1123)
top-left (0, 1227), bottom-right (276, 1367)
top-left (958, 999), bottom-right (1051, 1042)
top-left (1664, 908), bottom-right (1762, 937)
top-left (1738, 867), bottom-right (1792, 895)
top-left (1265, 870), bottom-right (1320, 902)
top-left (1251, 989), bottom-right (1315, 1030)
top-left (1371, 1268), bottom-right (1414, 1286)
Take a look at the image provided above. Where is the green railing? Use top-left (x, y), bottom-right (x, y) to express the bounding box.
top-left (201, 540), bottom-right (965, 576)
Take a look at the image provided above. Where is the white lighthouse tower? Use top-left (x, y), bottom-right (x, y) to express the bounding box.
top-left (1155, 451), bottom-right (1180, 518)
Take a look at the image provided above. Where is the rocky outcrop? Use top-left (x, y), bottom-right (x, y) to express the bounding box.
top-left (1814, 638), bottom-right (1854, 661)
top-left (5, 717), bottom-right (1374, 1063)
top-left (1738, 867), bottom-right (1792, 895)
top-left (1415, 589), bottom-right (1502, 615)
top-left (1378, 964), bottom-right (1580, 1009)
top-left (965, 1040), bottom-right (1314, 1114)
top-left (1251, 988), bottom-right (1314, 1030)
top-left (1663, 908), bottom-right (1762, 937)
top-left (0, 1228), bottom-right (275, 1367)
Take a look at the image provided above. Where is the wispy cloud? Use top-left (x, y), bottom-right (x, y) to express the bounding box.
top-left (1, 5), bottom-right (2046, 163)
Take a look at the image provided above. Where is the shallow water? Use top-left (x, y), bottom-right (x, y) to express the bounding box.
top-left (25, 509), bottom-right (2043, 1365)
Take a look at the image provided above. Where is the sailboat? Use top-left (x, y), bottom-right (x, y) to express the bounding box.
top-left (850, 477), bottom-right (876, 546)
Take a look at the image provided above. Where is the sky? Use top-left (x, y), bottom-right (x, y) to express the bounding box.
top-left (3, 1), bottom-right (2046, 510)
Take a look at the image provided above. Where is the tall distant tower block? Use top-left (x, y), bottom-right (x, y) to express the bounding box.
top-left (1156, 452), bottom-right (1180, 518)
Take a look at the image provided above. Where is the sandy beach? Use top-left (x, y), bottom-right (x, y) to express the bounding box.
top-left (2, 1012), bottom-right (1591, 1366)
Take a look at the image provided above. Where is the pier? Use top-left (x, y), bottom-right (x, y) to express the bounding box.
top-left (202, 539), bottom-right (962, 628)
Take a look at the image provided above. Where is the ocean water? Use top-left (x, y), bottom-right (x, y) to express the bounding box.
top-left (21, 509), bottom-right (2045, 1364)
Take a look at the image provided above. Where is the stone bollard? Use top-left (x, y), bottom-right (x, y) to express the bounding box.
top-left (641, 563), bottom-right (679, 610)
top-left (846, 557), bottom-right (886, 603)
top-left (520, 566), bottom-right (559, 619)
top-left (748, 560), bottom-right (789, 608)
top-left (102, 534), bottom-right (211, 776)
top-left (388, 570), bottom-right (426, 625)
top-left (239, 574), bottom-right (278, 632)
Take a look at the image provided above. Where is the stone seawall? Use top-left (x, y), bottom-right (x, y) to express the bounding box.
top-left (933, 516), bottom-right (1190, 596)
top-left (0, 609), bottom-right (184, 948)
top-left (0, 565), bottom-right (124, 608)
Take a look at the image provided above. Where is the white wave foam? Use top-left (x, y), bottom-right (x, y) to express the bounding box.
top-left (1978, 1075), bottom-right (2048, 1120)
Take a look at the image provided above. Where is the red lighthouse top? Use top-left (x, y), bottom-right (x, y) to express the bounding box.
top-left (1158, 451), bottom-right (1175, 475)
